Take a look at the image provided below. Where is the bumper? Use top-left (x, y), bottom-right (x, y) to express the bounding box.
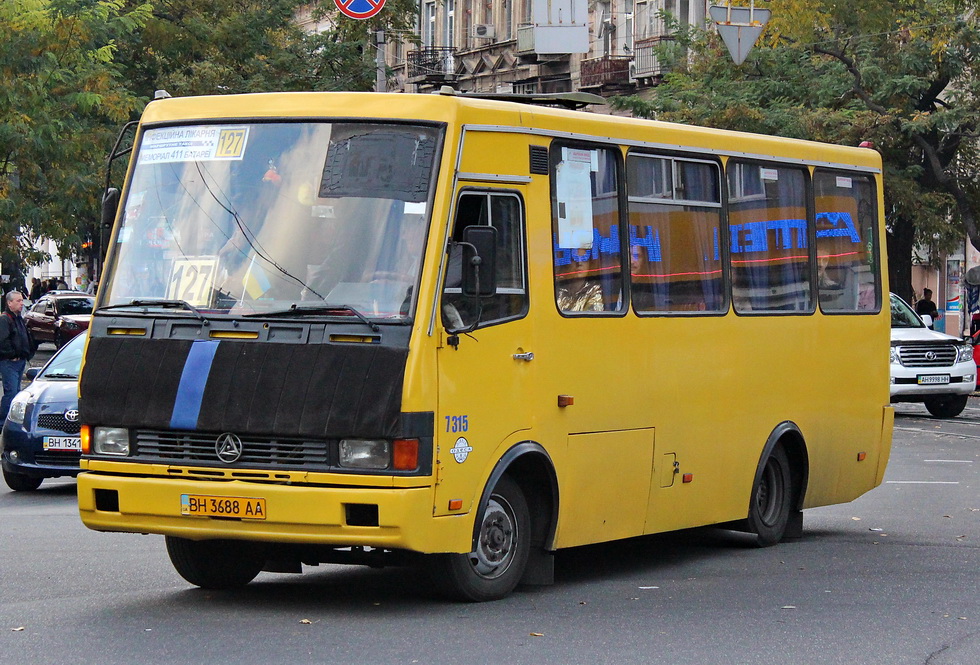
top-left (1, 430), bottom-right (81, 479)
top-left (77, 469), bottom-right (472, 554)
top-left (889, 361), bottom-right (975, 400)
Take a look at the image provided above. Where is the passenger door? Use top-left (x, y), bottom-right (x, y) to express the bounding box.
top-left (435, 189), bottom-right (533, 516)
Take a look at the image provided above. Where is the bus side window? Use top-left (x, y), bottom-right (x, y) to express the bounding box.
top-left (442, 191), bottom-right (527, 329)
top-left (552, 146), bottom-right (623, 314)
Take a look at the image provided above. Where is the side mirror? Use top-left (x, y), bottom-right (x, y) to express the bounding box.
top-left (101, 188), bottom-right (120, 228)
top-left (461, 225), bottom-right (498, 298)
top-left (919, 314), bottom-right (933, 328)
top-left (25, 367), bottom-right (39, 381)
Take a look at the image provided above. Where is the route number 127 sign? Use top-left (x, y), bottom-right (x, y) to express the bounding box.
top-left (335, 0), bottom-right (385, 20)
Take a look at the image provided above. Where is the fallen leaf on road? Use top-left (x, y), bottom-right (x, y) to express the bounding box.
top-left (300, 619), bottom-right (313, 625)
top-left (530, 632), bottom-right (544, 637)
top-left (11, 627), bottom-right (25, 632)
top-left (851, 517), bottom-right (861, 521)
top-left (869, 528), bottom-right (883, 532)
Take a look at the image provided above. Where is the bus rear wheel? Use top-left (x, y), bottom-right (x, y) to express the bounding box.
top-left (747, 446), bottom-right (792, 547)
top-left (165, 536), bottom-right (264, 589)
top-left (428, 475), bottom-right (530, 602)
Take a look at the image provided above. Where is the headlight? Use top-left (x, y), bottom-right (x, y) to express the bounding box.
top-left (955, 344), bottom-right (973, 363)
top-left (93, 427), bottom-right (130, 456)
top-left (339, 439), bottom-right (390, 469)
top-left (62, 320), bottom-right (79, 330)
top-left (7, 390), bottom-right (35, 425)
top-left (890, 346), bottom-right (899, 364)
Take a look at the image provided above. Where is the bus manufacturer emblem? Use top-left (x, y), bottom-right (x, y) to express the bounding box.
top-left (215, 433), bottom-right (244, 463)
top-left (450, 437), bottom-right (473, 464)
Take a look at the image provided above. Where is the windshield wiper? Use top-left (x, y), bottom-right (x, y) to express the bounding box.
top-left (245, 303), bottom-right (380, 332)
top-left (43, 372), bottom-right (79, 379)
top-left (96, 298), bottom-right (209, 323)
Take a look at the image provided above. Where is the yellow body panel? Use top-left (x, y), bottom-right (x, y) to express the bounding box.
top-left (80, 91), bottom-right (892, 557)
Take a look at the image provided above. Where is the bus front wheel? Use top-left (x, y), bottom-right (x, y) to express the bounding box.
top-left (165, 536), bottom-right (264, 589)
top-left (747, 446), bottom-right (792, 547)
top-left (428, 475), bottom-right (530, 602)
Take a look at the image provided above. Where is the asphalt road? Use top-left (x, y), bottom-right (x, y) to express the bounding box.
top-left (0, 400), bottom-right (977, 665)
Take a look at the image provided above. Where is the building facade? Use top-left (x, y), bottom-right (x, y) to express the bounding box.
top-left (391, 0), bottom-right (706, 97)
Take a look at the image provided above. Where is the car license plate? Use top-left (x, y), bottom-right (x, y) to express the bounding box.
top-left (917, 374), bottom-right (950, 385)
top-left (180, 494), bottom-right (266, 520)
top-left (42, 436), bottom-right (81, 451)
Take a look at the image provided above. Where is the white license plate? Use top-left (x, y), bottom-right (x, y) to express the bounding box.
top-left (917, 375), bottom-right (950, 385)
top-left (42, 436), bottom-right (81, 451)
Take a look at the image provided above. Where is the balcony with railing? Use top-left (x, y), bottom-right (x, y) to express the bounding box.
top-left (407, 47), bottom-right (457, 82)
top-left (632, 37), bottom-right (675, 81)
top-left (580, 55), bottom-right (632, 89)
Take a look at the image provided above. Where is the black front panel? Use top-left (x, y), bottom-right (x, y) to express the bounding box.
top-left (80, 318), bottom-right (410, 440)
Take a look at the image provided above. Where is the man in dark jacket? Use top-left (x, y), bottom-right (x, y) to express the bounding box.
top-left (0, 291), bottom-right (36, 419)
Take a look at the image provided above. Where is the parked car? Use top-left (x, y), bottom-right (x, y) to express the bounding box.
top-left (24, 292), bottom-right (94, 348)
top-left (889, 293), bottom-right (975, 418)
top-left (0, 332), bottom-right (85, 491)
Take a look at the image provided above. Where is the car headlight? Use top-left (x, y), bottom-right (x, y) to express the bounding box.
top-left (7, 390), bottom-right (35, 425)
top-left (956, 344), bottom-right (973, 363)
top-left (93, 427), bottom-right (130, 456)
top-left (890, 346), bottom-right (899, 364)
top-left (62, 320), bottom-right (79, 330)
top-left (339, 439), bottom-right (390, 469)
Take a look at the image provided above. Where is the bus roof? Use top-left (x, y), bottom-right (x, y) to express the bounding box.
top-left (138, 91), bottom-right (882, 172)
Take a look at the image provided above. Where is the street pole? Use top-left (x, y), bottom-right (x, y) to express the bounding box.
top-left (375, 29), bottom-right (387, 92)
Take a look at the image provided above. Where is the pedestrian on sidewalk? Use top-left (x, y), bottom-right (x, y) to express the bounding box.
top-left (0, 291), bottom-right (37, 420)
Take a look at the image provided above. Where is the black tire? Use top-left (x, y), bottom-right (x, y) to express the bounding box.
top-left (747, 446), bottom-right (792, 547)
top-left (3, 469), bottom-right (43, 491)
top-left (165, 536), bottom-right (264, 589)
top-left (924, 395), bottom-right (968, 419)
top-left (427, 475), bottom-right (531, 602)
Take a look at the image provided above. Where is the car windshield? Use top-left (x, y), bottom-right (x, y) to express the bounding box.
top-left (101, 122), bottom-right (440, 321)
top-left (57, 298), bottom-right (94, 316)
top-left (39, 333), bottom-right (86, 379)
top-left (890, 294), bottom-right (925, 329)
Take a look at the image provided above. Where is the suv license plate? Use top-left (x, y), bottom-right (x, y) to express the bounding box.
top-left (42, 436), bottom-right (81, 451)
top-left (180, 494), bottom-right (266, 520)
top-left (917, 375), bottom-right (950, 385)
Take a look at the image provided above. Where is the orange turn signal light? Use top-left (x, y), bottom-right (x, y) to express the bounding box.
top-left (448, 499), bottom-right (463, 511)
top-left (393, 438), bottom-right (419, 471)
top-left (80, 424), bottom-right (91, 454)
top-left (857, 452), bottom-right (867, 461)
top-left (682, 473), bottom-right (693, 483)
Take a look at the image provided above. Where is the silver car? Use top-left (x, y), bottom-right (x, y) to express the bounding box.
top-left (889, 293), bottom-right (975, 418)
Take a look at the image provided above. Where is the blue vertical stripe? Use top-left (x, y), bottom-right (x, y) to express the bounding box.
top-left (170, 340), bottom-right (220, 430)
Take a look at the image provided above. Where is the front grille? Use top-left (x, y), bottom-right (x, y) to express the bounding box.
top-left (34, 452), bottom-right (81, 466)
top-left (133, 430), bottom-right (330, 467)
top-left (898, 343), bottom-right (957, 367)
top-left (37, 413), bottom-right (81, 435)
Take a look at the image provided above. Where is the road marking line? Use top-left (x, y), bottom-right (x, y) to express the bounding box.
top-left (923, 460), bottom-right (974, 463)
top-left (886, 481), bottom-right (960, 484)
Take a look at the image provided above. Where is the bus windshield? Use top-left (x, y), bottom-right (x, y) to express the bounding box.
top-left (102, 122), bottom-right (440, 320)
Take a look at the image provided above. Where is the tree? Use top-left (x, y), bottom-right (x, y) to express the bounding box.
top-left (116, 0), bottom-right (420, 98)
top-left (0, 0), bottom-right (149, 280)
top-left (613, 1), bottom-right (980, 302)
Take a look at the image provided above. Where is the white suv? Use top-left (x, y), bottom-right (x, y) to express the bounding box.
top-left (890, 293), bottom-right (975, 418)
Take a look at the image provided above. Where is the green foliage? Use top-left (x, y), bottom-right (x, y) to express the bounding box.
top-left (0, 0), bottom-right (149, 269)
top-left (612, 0), bottom-right (980, 297)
